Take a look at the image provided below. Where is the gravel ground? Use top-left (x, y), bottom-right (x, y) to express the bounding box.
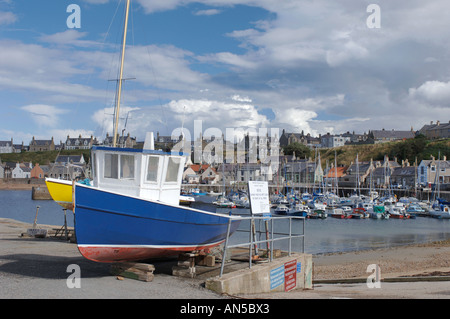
top-left (1, 218), bottom-right (449, 300)
top-left (0, 218), bottom-right (224, 299)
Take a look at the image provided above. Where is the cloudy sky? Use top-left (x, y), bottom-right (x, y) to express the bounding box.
top-left (1, 0), bottom-right (450, 144)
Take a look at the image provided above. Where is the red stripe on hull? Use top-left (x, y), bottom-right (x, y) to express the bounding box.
top-left (78, 242), bottom-right (224, 263)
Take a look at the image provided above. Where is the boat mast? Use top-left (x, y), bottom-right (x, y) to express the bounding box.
top-left (113, 0), bottom-right (131, 148)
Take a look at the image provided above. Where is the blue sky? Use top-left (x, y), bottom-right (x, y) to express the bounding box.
top-left (1, 0), bottom-right (450, 145)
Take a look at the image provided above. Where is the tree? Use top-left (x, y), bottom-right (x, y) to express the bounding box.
top-left (282, 142), bottom-right (311, 158)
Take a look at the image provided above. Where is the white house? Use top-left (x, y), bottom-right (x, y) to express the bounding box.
top-left (320, 133), bottom-right (350, 148)
top-left (237, 163), bottom-right (273, 183)
top-left (200, 166), bottom-right (220, 184)
top-left (12, 163), bottom-right (32, 179)
top-left (183, 166), bottom-right (200, 184)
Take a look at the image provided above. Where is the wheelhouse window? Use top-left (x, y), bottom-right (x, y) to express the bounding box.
top-left (92, 153), bottom-right (97, 178)
top-left (146, 156), bottom-right (159, 182)
top-left (165, 157), bottom-right (181, 183)
top-left (104, 154), bottom-right (119, 179)
top-left (120, 155), bottom-right (135, 179)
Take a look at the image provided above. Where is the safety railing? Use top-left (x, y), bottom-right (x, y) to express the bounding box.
top-left (219, 214), bottom-right (305, 277)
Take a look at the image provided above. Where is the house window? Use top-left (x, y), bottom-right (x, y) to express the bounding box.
top-left (165, 157), bottom-right (181, 183)
top-left (420, 167), bottom-right (424, 175)
top-left (431, 165), bottom-right (436, 172)
top-left (146, 156), bottom-right (159, 182)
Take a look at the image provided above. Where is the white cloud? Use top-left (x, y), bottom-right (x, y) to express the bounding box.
top-left (39, 30), bottom-right (100, 48)
top-left (409, 80), bottom-right (450, 103)
top-left (274, 108), bottom-right (318, 136)
top-left (193, 9), bottom-right (221, 16)
top-left (21, 104), bottom-right (69, 127)
top-left (91, 106), bottom-right (142, 138)
top-left (3, 0), bottom-right (450, 142)
top-left (0, 11), bottom-right (17, 25)
top-left (231, 95), bottom-right (252, 103)
top-left (167, 99), bottom-right (269, 130)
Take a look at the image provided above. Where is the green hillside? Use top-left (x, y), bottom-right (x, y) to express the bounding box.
top-left (0, 149), bottom-right (91, 165)
top-left (319, 137), bottom-right (450, 167)
top-left (1, 136), bottom-right (449, 168)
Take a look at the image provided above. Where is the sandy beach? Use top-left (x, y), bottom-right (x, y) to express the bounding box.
top-left (0, 180), bottom-right (38, 190)
top-left (1, 217), bottom-right (449, 299)
top-left (313, 240), bottom-right (450, 280)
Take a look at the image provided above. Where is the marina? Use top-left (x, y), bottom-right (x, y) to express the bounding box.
top-left (1, 189), bottom-right (449, 255)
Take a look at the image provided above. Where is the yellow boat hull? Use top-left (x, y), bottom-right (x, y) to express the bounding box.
top-left (45, 178), bottom-right (74, 210)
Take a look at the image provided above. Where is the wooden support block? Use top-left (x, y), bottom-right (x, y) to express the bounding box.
top-left (197, 255), bottom-right (215, 267)
top-left (114, 262), bottom-right (155, 272)
top-left (110, 262), bottom-right (155, 282)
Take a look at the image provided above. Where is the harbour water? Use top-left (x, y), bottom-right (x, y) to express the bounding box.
top-left (1, 190), bottom-right (449, 255)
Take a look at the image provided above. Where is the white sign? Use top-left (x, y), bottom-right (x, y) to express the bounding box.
top-left (248, 181), bottom-right (271, 216)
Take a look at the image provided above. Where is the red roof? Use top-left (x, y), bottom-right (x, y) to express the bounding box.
top-left (325, 166), bottom-right (348, 178)
top-left (189, 164), bottom-right (210, 172)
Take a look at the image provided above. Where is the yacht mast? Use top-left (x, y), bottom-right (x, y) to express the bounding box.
top-left (113, 0), bottom-right (131, 148)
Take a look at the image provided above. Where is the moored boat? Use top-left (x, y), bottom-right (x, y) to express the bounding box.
top-left (307, 209), bottom-right (327, 219)
top-left (429, 204), bottom-right (450, 219)
top-left (274, 204), bottom-right (290, 215)
top-left (289, 203), bottom-right (310, 217)
top-left (179, 194), bottom-right (195, 206)
top-left (45, 177), bottom-right (74, 210)
top-left (327, 207), bottom-right (351, 219)
top-left (369, 205), bottom-right (390, 219)
top-left (213, 195), bottom-right (236, 208)
top-left (351, 207), bottom-right (369, 219)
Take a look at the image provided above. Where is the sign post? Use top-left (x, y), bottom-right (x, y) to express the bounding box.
top-left (248, 181), bottom-right (271, 259)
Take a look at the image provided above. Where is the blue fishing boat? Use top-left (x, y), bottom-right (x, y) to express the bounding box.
top-left (74, 145), bottom-right (241, 263)
top-left (73, 0), bottom-right (240, 263)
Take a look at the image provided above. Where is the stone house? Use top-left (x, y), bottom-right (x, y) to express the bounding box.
top-left (0, 139), bottom-right (14, 153)
top-left (29, 136), bottom-right (55, 152)
top-left (371, 129), bottom-right (415, 143)
top-left (340, 160), bottom-right (375, 188)
top-left (65, 135), bottom-right (97, 150)
top-left (390, 164), bottom-right (417, 189)
top-left (47, 155), bottom-right (86, 180)
top-left (103, 133), bottom-right (136, 148)
top-left (419, 121), bottom-right (450, 139)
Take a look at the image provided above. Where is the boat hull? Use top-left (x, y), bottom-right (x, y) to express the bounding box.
top-left (74, 184), bottom-right (241, 263)
top-left (45, 178), bottom-right (74, 210)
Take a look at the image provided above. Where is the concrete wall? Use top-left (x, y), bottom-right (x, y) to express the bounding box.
top-left (206, 253), bottom-right (312, 295)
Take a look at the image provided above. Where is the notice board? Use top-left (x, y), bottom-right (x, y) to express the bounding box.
top-left (248, 181), bottom-right (271, 218)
